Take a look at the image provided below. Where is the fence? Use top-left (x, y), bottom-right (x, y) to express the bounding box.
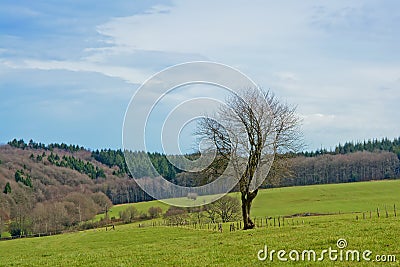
top-left (356, 204), bottom-right (397, 220)
top-left (1, 204), bottom-right (397, 240)
top-left (136, 203), bottom-right (398, 233)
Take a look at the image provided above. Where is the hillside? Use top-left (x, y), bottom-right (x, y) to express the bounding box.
top-left (1, 216), bottom-right (399, 267)
top-left (1, 137), bottom-right (400, 237)
top-left (1, 185), bottom-right (399, 266)
top-left (100, 179), bottom-right (400, 220)
top-left (0, 143), bottom-right (148, 236)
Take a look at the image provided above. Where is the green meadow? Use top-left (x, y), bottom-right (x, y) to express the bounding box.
top-left (1, 180), bottom-right (399, 266)
top-left (98, 179), bottom-right (400, 220)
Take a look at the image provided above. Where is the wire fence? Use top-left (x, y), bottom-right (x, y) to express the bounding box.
top-left (1, 204), bottom-right (397, 241)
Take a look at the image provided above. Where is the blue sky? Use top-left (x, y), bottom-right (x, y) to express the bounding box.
top-left (1, 0), bottom-right (400, 152)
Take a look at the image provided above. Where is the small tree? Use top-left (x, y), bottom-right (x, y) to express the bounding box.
top-left (0, 213), bottom-right (4, 238)
top-left (15, 170), bottom-right (23, 183)
top-left (9, 221), bottom-right (23, 237)
top-left (91, 192), bottom-right (112, 213)
top-left (187, 192), bottom-right (198, 201)
top-left (148, 206), bottom-right (163, 219)
top-left (3, 182), bottom-right (11, 194)
top-left (205, 195), bottom-right (240, 223)
top-left (163, 206), bottom-right (188, 225)
top-left (65, 192), bottom-right (98, 223)
top-left (24, 176), bottom-right (32, 188)
top-left (119, 206), bottom-right (138, 223)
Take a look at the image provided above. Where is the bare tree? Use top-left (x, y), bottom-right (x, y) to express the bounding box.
top-left (148, 206), bottom-right (163, 219)
top-left (198, 88), bottom-right (302, 229)
top-left (187, 192), bottom-right (198, 201)
top-left (205, 195), bottom-right (240, 223)
top-left (0, 215), bottom-right (4, 237)
top-left (119, 206), bottom-right (138, 223)
top-left (163, 206), bottom-right (189, 225)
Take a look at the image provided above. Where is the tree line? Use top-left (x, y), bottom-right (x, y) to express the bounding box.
top-left (8, 137), bottom-right (400, 192)
top-left (279, 151), bottom-right (400, 187)
top-left (2, 191), bottom-right (112, 237)
top-left (8, 139), bottom-right (84, 153)
top-left (300, 137), bottom-right (400, 159)
top-left (91, 149), bottom-right (182, 182)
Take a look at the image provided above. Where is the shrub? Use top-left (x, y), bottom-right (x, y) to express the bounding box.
top-left (119, 206), bottom-right (138, 223)
top-left (163, 206), bottom-right (189, 225)
top-left (148, 206), bottom-right (162, 219)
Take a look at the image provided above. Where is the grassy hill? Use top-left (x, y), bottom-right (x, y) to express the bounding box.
top-left (0, 212), bottom-right (398, 266)
top-left (1, 180), bottom-right (399, 266)
top-left (251, 179), bottom-right (400, 217)
top-left (98, 179), bottom-right (400, 220)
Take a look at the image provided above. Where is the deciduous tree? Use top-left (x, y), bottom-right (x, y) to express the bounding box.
top-left (199, 88), bottom-right (302, 229)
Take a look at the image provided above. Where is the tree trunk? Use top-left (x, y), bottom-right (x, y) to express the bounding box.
top-left (241, 189), bottom-right (258, 230)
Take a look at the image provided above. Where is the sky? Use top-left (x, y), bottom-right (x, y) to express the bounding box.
top-left (1, 0), bottom-right (400, 152)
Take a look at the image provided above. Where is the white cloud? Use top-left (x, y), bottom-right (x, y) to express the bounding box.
top-left (94, 0), bottom-right (400, 150)
top-left (3, 59), bottom-right (150, 85)
top-left (95, 1), bottom-right (315, 56)
top-left (273, 72), bottom-right (299, 83)
top-left (301, 113), bottom-right (336, 125)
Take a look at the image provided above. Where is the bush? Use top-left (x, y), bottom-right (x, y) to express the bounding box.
top-left (3, 182), bottom-right (11, 194)
top-left (139, 212), bottom-right (148, 220)
top-left (9, 221), bottom-right (24, 237)
top-left (205, 195), bottom-right (240, 223)
top-left (163, 206), bottom-right (189, 225)
top-left (187, 192), bottom-right (198, 200)
top-left (148, 206), bottom-right (162, 219)
top-left (119, 206), bottom-right (138, 223)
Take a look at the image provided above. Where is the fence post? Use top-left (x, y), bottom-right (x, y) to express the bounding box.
top-left (394, 204), bottom-right (397, 217)
top-left (377, 208), bottom-right (380, 218)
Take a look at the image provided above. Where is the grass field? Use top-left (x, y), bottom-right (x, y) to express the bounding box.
top-left (1, 180), bottom-right (399, 266)
top-left (250, 179), bottom-right (400, 217)
top-left (97, 179), bottom-right (400, 220)
top-left (0, 214), bottom-right (398, 266)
